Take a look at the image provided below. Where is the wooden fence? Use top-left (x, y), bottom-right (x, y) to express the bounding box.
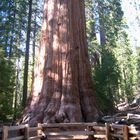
top-left (0, 123), bottom-right (140, 140)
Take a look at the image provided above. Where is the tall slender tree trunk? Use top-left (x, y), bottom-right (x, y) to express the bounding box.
top-left (22, 0), bottom-right (33, 107)
top-left (98, 1), bottom-right (106, 46)
top-left (21, 0), bottom-right (99, 126)
top-left (9, 2), bottom-right (16, 58)
top-left (13, 57), bottom-right (20, 121)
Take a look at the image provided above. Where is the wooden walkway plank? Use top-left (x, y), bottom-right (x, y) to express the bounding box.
top-left (46, 131), bottom-right (95, 136)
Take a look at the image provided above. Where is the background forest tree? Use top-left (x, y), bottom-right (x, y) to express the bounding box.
top-left (0, 0), bottom-right (43, 122)
top-left (85, 0), bottom-right (139, 114)
top-left (0, 0), bottom-right (140, 122)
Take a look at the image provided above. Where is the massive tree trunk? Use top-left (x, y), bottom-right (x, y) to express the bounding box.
top-left (21, 0), bottom-right (99, 126)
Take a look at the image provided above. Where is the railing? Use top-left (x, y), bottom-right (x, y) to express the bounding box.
top-left (0, 124), bottom-right (43, 140)
top-left (0, 123), bottom-right (140, 140)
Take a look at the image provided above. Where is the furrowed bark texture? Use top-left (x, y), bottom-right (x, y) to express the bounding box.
top-left (21, 0), bottom-right (99, 126)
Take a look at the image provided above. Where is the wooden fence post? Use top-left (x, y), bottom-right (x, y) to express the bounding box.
top-left (105, 123), bottom-right (111, 140)
top-left (24, 124), bottom-right (29, 140)
top-left (37, 123), bottom-right (42, 137)
top-left (2, 126), bottom-right (8, 140)
top-left (87, 126), bottom-right (95, 140)
top-left (123, 125), bottom-right (129, 140)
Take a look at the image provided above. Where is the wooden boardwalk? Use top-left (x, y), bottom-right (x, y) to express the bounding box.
top-left (0, 123), bottom-right (140, 140)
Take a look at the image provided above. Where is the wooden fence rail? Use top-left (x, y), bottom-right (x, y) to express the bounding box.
top-left (0, 123), bottom-right (140, 140)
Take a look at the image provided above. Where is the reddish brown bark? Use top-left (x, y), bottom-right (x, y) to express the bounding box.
top-left (20, 0), bottom-right (99, 126)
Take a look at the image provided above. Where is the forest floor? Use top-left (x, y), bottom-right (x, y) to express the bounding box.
top-left (101, 94), bottom-right (140, 128)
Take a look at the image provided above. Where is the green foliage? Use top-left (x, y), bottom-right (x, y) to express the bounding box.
top-left (0, 0), bottom-right (43, 121)
top-left (114, 31), bottom-right (135, 102)
top-left (85, 0), bottom-right (123, 113)
top-left (93, 48), bottom-right (120, 114)
top-left (0, 0), bottom-right (27, 122)
top-left (97, 0), bottom-right (123, 46)
top-left (85, 0), bottom-right (137, 114)
top-left (136, 51), bottom-right (140, 90)
top-left (0, 48), bottom-right (16, 121)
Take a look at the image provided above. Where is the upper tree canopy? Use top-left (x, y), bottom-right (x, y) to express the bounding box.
top-left (20, 0), bottom-right (99, 126)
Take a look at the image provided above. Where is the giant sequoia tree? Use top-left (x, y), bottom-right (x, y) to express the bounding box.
top-left (21, 0), bottom-right (99, 126)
